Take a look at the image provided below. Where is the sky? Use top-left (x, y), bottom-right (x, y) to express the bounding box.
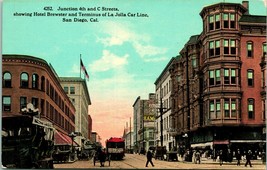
top-left (2, 0), bottom-right (266, 145)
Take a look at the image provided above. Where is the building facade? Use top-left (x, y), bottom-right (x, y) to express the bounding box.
top-left (59, 77), bottom-right (92, 147)
top-left (154, 57), bottom-right (176, 151)
top-left (170, 1), bottom-right (266, 154)
top-left (2, 54), bottom-right (76, 138)
top-left (133, 94), bottom-right (156, 153)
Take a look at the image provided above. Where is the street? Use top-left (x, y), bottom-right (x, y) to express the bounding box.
top-left (54, 153), bottom-right (266, 169)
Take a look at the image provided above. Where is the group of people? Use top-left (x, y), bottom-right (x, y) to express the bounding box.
top-left (218, 149), bottom-right (254, 167)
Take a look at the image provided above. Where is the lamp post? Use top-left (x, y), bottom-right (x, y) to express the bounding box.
top-left (69, 132), bottom-right (76, 160)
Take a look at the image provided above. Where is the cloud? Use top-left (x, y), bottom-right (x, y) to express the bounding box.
top-left (97, 21), bottom-right (168, 63)
top-left (133, 42), bottom-right (168, 62)
top-left (89, 50), bottom-right (129, 72)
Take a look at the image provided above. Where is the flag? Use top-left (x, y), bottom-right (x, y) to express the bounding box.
top-left (80, 59), bottom-right (89, 80)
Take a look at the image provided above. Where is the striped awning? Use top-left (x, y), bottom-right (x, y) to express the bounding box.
top-left (54, 130), bottom-right (78, 146)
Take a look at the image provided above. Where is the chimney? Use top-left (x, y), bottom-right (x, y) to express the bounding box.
top-left (242, 1), bottom-right (249, 15)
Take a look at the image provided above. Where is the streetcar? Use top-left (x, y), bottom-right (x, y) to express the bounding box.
top-left (106, 137), bottom-right (125, 160)
top-left (2, 113), bottom-right (55, 168)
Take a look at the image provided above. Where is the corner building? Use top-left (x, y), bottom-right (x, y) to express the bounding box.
top-left (170, 1), bottom-right (266, 154)
top-left (2, 55), bottom-right (76, 137)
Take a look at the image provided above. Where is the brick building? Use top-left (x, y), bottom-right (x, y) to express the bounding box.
top-left (170, 1), bottom-right (266, 154)
top-left (2, 54), bottom-right (76, 142)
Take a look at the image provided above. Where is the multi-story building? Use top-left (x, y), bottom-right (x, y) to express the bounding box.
top-left (154, 57), bottom-right (176, 151)
top-left (59, 77), bottom-right (92, 147)
top-left (170, 1), bottom-right (266, 154)
top-left (2, 54), bottom-right (76, 141)
top-left (88, 114), bottom-right (93, 140)
top-left (123, 121), bottom-right (134, 153)
top-left (133, 94), bottom-right (156, 153)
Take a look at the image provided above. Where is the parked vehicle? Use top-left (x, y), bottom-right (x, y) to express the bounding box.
top-left (2, 114), bottom-right (55, 168)
top-left (154, 146), bottom-right (167, 160)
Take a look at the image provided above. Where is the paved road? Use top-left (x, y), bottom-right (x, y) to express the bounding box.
top-left (54, 153), bottom-right (266, 169)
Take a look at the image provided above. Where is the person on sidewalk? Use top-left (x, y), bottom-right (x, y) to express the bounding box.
top-left (219, 150), bottom-right (223, 166)
top-left (145, 150), bottom-right (154, 167)
top-left (195, 150), bottom-right (201, 164)
top-left (236, 149), bottom-right (241, 166)
top-left (245, 150), bottom-right (252, 167)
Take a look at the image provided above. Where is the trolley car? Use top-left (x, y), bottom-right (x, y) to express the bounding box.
top-left (106, 137), bottom-right (125, 160)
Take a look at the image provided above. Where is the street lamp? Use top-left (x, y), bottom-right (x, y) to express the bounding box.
top-left (69, 132), bottom-right (76, 160)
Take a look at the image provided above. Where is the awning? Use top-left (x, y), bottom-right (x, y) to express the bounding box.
top-left (230, 140), bottom-right (266, 143)
top-left (54, 130), bottom-right (78, 146)
top-left (191, 142), bottom-right (213, 148)
top-left (213, 140), bottom-right (229, 145)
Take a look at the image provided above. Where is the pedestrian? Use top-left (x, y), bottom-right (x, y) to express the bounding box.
top-left (236, 149), bottom-right (241, 166)
top-left (195, 150), bottom-right (201, 164)
top-left (145, 150), bottom-right (154, 167)
top-left (245, 150), bottom-right (252, 167)
top-left (219, 150), bottom-right (223, 166)
top-left (99, 148), bottom-right (106, 167)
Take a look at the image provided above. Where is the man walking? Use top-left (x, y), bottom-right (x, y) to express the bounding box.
top-left (145, 150), bottom-right (154, 167)
top-left (245, 150), bottom-right (252, 167)
top-left (236, 149), bottom-right (241, 166)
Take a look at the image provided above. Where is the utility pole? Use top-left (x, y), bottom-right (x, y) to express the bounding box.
top-left (158, 86), bottom-right (166, 147)
top-left (159, 97), bottom-right (164, 147)
top-left (142, 100), bottom-right (145, 153)
top-left (130, 117), bottom-right (132, 152)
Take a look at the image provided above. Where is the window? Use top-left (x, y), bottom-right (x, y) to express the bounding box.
top-left (215, 14), bottom-right (220, 29)
top-left (230, 14), bottom-right (235, 28)
top-left (224, 99), bottom-right (230, 117)
top-left (247, 42), bottom-right (253, 57)
top-left (209, 70), bottom-right (215, 86)
top-left (20, 97), bottom-right (27, 110)
top-left (216, 100), bottom-right (221, 118)
top-left (215, 69), bottom-right (221, 85)
top-left (210, 101), bottom-right (215, 119)
top-left (247, 70), bottom-right (254, 86)
top-left (32, 97), bottom-right (38, 108)
top-left (248, 98), bottom-right (254, 119)
top-left (223, 13), bottom-right (229, 28)
top-left (64, 87), bottom-right (68, 94)
top-left (224, 69), bottom-right (230, 84)
top-left (231, 100), bottom-right (237, 117)
top-left (41, 76), bottom-right (45, 91)
top-left (224, 39), bottom-right (236, 55)
top-left (263, 43), bottom-right (266, 56)
top-left (215, 40), bottom-right (220, 55)
top-left (224, 40), bottom-right (229, 54)
top-left (263, 100), bottom-right (266, 120)
top-left (20, 72), bottom-right (29, 88)
top-left (209, 15), bottom-right (214, 31)
top-left (209, 41), bottom-right (214, 56)
top-left (231, 69), bottom-right (236, 84)
top-left (3, 72), bottom-right (11, 88)
top-left (192, 56), bottom-right (197, 68)
top-left (230, 40), bottom-right (236, 54)
top-left (3, 96), bottom-right (11, 111)
top-left (32, 74), bottom-right (39, 89)
top-left (70, 87), bottom-right (75, 94)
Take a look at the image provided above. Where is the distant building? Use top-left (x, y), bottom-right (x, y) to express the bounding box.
top-left (88, 114), bottom-right (93, 140)
top-left (133, 94), bottom-right (156, 153)
top-left (2, 54), bottom-right (76, 142)
top-left (122, 120), bottom-right (134, 153)
top-left (170, 1), bottom-right (266, 153)
top-left (154, 57), bottom-right (176, 151)
top-left (59, 77), bottom-right (92, 147)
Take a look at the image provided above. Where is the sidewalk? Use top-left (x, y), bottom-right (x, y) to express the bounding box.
top-left (180, 156), bottom-right (265, 165)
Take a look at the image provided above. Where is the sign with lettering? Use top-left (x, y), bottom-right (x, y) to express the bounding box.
top-left (144, 115), bottom-right (155, 121)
